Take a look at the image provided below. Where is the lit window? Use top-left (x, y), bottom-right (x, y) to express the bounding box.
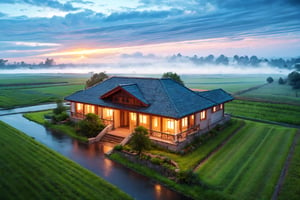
top-left (200, 110), bottom-right (206, 120)
top-left (85, 104), bottom-right (95, 114)
top-left (77, 103), bottom-right (83, 113)
top-left (130, 112), bottom-right (137, 121)
top-left (139, 114), bottom-right (147, 124)
top-left (167, 119), bottom-right (174, 130)
top-left (220, 104), bottom-right (223, 109)
top-left (106, 109), bottom-right (113, 117)
top-left (182, 117), bottom-right (188, 128)
top-left (152, 116), bottom-right (160, 131)
top-left (213, 106), bottom-right (217, 112)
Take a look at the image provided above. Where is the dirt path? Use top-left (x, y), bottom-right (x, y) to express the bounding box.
top-left (193, 122), bottom-right (246, 172)
top-left (271, 130), bottom-right (300, 200)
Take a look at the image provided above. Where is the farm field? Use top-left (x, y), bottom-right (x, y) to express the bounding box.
top-left (196, 121), bottom-right (297, 200)
top-left (182, 74), bottom-right (267, 93)
top-left (237, 81), bottom-right (300, 105)
top-left (0, 74), bottom-right (87, 108)
top-left (225, 100), bottom-right (300, 125)
top-left (278, 132), bottom-right (300, 200)
top-left (148, 119), bottom-right (245, 171)
top-left (0, 121), bottom-right (131, 200)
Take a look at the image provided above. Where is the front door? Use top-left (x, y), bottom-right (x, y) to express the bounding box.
top-left (120, 111), bottom-right (129, 127)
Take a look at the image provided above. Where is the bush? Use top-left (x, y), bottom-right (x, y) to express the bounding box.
top-left (53, 100), bottom-right (66, 115)
top-left (130, 126), bottom-right (151, 155)
top-left (52, 112), bottom-right (69, 123)
top-left (150, 157), bottom-right (162, 165)
top-left (266, 76), bottom-right (274, 83)
top-left (114, 144), bottom-right (123, 151)
top-left (177, 170), bottom-right (199, 185)
top-left (77, 113), bottom-right (105, 138)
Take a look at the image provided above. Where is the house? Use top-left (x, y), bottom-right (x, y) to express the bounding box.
top-left (65, 76), bottom-right (233, 150)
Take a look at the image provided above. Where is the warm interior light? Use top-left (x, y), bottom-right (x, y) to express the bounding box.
top-left (200, 110), bottom-right (206, 120)
top-left (130, 112), bottom-right (137, 121)
top-left (167, 119), bottom-right (174, 129)
top-left (182, 117), bottom-right (188, 127)
top-left (77, 103), bottom-right (83, 112)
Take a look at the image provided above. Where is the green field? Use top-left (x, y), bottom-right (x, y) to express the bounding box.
top-left (196, 121), bottom-right (296, 200)
top-left (225, 100), bottom-right (300, 125)
top-left (278, 132), bottom-right (300, 200)
top-left (0, 74), bottom-right (87, 108)
top-left (0, 121), bottom-right (131, 200)
top-left (149, 119), bottom-right (245, 171)
top-left (237, 81), bottom-right (300, 104)
top-left (182, 74), bottom-right (267, 93)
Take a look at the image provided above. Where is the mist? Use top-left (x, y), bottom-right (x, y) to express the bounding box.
top-left (0, 55), bottom-right (291, 75)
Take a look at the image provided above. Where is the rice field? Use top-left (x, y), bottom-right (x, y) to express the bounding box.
top-left (196, 121), bottom-right (296, 200)
top-left (225, 100), bottom-right (300, 125)
top-left (0, 121), bottom-right (132, 200)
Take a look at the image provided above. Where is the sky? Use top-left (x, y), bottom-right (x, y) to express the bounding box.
top-left (1, 0), bottom-right (300, 64)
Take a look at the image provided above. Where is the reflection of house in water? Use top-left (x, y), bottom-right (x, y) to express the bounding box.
top-left (65, 76), bottom-right (233, 151)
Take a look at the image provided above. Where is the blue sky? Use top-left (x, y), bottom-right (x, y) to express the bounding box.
top-left (1, 0), bottom-right (300, 63)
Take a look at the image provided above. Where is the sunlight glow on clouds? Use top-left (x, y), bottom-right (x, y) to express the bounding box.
top-left (0, 0), bottom-right (299, 63)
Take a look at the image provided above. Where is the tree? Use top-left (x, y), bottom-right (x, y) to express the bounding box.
top-left (45, 58), bottom-right (55, 66)
top-left (288, 71), bottom-right (300, 89)
top-left (278, 77), bottom-right (285, 85)
top-left (85, 72), bottom-right (108, 88)
top-left (266, 77), bottom-right (274, 83)
top-left (130, 126), bottom-right (151, 155)
top-left (162, 72), bottom-right (184, 85)
top-left (78, 113), bottom-right (105, 137)
top-left (0, 59), bottom-right (8, 66)
top-left (295, 63), bottom-right (300, 71)
top-left (53, 100), bottom-right (66, 115)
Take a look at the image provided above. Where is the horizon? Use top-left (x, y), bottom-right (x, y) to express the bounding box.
top-left (1, 0), bottom-right (300, 64)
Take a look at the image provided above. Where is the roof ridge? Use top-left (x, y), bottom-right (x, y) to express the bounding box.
top-left (110, 76), bottom-right (161, 80)
top-left (159, 79), bottom-right (181, 117)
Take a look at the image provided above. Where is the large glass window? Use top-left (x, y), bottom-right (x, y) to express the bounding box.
top-left (152, 116), bottom-right (161, 131)
top-left (139, 114), bottom-right (150, 129)
top-left (76, 103), bottom-right (83, 113)
top-left (181, 117), bottom-right (188, 131)
top-left (84, 104), bottom-right (95, 114)
top-left (162, 118), bottom-right (175, 134)
top-left (103, 108), bottom-right (114, 120)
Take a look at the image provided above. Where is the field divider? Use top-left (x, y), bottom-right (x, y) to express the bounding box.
top-left (272, 130), bottom-right (300, 200)
top-left (193, 121), bottom-right (246, 172)
top-left (231, 115), bottom-right (300, 129)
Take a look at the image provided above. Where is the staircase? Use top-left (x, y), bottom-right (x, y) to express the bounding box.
top-left (100, 134), bottom-right (125, 144)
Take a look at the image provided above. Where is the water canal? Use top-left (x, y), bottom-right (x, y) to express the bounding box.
top-left (0, 105), bottom-right (189, 200)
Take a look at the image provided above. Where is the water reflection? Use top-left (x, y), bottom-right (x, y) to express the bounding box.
top-left (0, 113), bottom-right (190, 200)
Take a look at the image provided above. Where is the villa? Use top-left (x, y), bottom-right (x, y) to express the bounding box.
top-left (65, 76), bottom-right (233, 150)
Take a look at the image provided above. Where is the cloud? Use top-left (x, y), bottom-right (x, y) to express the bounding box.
top-left (0, 0), bottom-right (79, 11)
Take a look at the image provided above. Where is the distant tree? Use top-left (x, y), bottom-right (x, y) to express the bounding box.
top-left (78, 113), bottom-right (105, 137)
top-left (130, 126), bottom-right (151, 155)
top-left (266, 77), bottom-right (274, 83)
top-left (85, 72), bottom-right (108, 88)
top-left (250, 55), bottom-right (260, 66)
top-left (204, 54), bottom-right (214, 63)
top-left (0, 59), bottom-right (8, 66)
top-left (278, 77), bottom-right (285, 85)
top-left (216, 54), bottom-right (229, 65)
top-left (295, 63), bottom-right (300, 71)
top-left (45, 58), bottom-right (55, 66)
top-left (162, 72), bottom-right (184, 85)
top-left (288, 71), bottom-right (300, 89)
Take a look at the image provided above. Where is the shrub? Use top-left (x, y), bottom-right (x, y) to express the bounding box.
top-left (266, 76), bottom-right (274, 83)
top-left (176, 170), bottom-right (199, 185)
top-left (130, 126), bottom-right (151, 155)
top-left (114, 144), bottom-right (123, 151)
top-left (53, 100), bottom-right (66, 115)
top-left (77, 113), bottom-right (105, 138)
top-left (150, 157), bottom-right (162, 165)
top-left (52, 112), bottom-right (69, 123)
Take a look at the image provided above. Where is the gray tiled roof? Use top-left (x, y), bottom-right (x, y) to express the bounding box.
top-left (196, 89), bottom-right (234, 104)
top-left (65, 77), bottom-right (233, 119)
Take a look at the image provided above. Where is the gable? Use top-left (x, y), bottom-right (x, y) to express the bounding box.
top-left (101, 84), bottom-right (149, 107)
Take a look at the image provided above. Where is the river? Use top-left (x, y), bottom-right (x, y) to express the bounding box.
top-left (0, 104), bottom-right (189, 200)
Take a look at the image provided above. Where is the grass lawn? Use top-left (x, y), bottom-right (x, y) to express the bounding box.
top-left (0, 121), bottom-right (132, 200)
top-left (196, 121), bottom-right (296, 200)
top-left (23, 111), bottom-right (88, 142)
top-left (225, 100), bottom-right (300, 125)
top-left (148, 119), bottom-right (245, 171)
top-left (278, 131), bottom-right (300, 200)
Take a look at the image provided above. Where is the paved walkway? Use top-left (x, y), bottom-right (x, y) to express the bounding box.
top-left (108, 128), bottom-right (131, 137)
